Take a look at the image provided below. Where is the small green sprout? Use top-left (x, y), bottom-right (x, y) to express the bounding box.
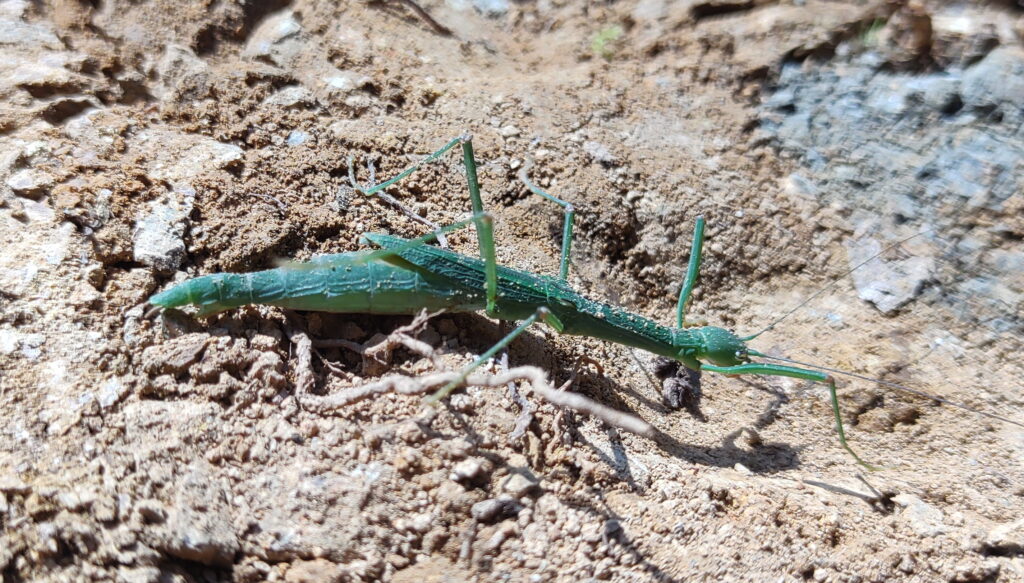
top-left (591, 25), bottom-right (624, 61)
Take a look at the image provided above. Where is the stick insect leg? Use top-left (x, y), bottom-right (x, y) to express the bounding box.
top-left (348, 137), bottom-right (465, 248)
top-left (458, 135), bottom-right (498, 315)
top-left (346, 135), bottom-right (498, 310)
top-left (518, 163), bottom-right (576, 281)
top-left (699, 362), bottom-right (882, 471)
top-left (675, 216), bottom-right (706, 328)
top-left (428, 308), bottom-right (552, 403)
top-left (351, 136), bottom-right (463, 196)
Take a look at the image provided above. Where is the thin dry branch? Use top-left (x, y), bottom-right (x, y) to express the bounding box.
top-left (502, 352), bottom-right (536, 441)
top-left (283, 313), bottom-right (316, 398)
top-left (302, 365), bottom-right (656, 439)
top-left (290, 309), bottom-right (655, 439)
top-left (313, 309), bottom-right (442, 374)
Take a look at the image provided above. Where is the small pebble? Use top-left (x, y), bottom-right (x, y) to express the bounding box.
top-left (502, 473), bottom-right (539, 498)
top-left (6, 169), bottom-right (54, 200)
top-left (450, 458), bottom-right (488, 483)
top-left (471, 496), bottom-right (520, 523)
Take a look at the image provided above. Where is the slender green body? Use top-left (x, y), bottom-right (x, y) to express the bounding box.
top-left (363, 233), bottom-right (737, 363)
top-left (151, 236), bottom-right (744, 368)
top-left (149, 251), bottom-right (485, 317)
top-left (149, 135), bottom-right (901, 469)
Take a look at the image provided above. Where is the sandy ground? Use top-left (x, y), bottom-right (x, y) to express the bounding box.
top-left (1, 0), bottom-right (1023, 581)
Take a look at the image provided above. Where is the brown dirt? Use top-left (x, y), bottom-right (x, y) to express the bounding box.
top-left (1, 1), bottom-right (1023, 581)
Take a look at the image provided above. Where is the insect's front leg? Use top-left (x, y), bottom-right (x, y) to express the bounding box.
top-left (700, 362), bottom-right (883, 470)
top-left (348, 135), bottom-right (465, 247)
top-left (458, 135), bottom-right (498, 315)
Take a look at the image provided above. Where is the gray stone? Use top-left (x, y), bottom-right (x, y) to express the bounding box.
top-left (471, 496), bottom-right (520, 523)
top-left (133, 194), bottom-right (192, 275)
top-left (583, 140), bottom-right (618, 165)
top-left (321, 69), bottom-right (372, 97)
top-left (0, 474), bottom-right (30, 494)
top-left (135, 129), bottom-right (242, 188)
top-left (98, 378), bottom-right (126, 408)
top-left (845, 237), bottom-right (935, 314)
top-left (450, 458), bottom-right (488, 483)
top-left (140, 334), bottom-right (207, 376)
top-left (0, 2), bottom-right (62, 50)
top-left (893, 494), bottom-right (946, 537)
top-left (632, 0), bottom-right (667, 23)
top-left (153, 45), bottom-right (210, 103)
top-left (146, 464), bottom-right (240, 566)
top-left (501, 472), bottom-right (539, 498)
top-left (759, 51), bottom-right (1024, 334)
top-left (6, 52), bottom-right (89, 96)
top-left (473, 0), bottom-right (509, 17)
top-left (6, 168), bottom-right (54, 199)
top-left (116, 567), bottom-right (162, 583)
top-left (961, 47), bottom-right (1024, 112)
top-left (57, 487), bottom-right (97, 511)
top-left (286, 130), bottom-right (309, 146)
top-left (243, 10), bottom-right (305, 67)
top-left (0, 329), bottom-right (19, 355)
top-left (985, 518), bottom-right (1024, 554)
top-left (904, 73), bottom-right (961, 112)
top-left (263, 86), bottom-right (316, 109)
top-left (135, 499), bottom-right (169, 523)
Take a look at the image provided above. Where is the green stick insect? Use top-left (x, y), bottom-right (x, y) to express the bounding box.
top-left (150, 135), bottom-right (1022, 469)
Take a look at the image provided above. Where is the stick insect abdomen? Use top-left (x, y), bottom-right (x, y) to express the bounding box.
top-left (149, 251), bottom-right (487, 317)
top-left (362, 233), bottom-right (549, 322)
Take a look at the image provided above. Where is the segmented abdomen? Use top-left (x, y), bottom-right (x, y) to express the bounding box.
top-left (149, 252), bottom-right (485, 316)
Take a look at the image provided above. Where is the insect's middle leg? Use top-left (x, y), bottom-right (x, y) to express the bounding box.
top-left (518, 164), bottom-right (576, 281)
top-left (675, 217), bottom-right (706, 328)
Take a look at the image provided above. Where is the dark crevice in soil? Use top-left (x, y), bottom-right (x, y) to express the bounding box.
top-left (691, 1), bottom-right (755, 21)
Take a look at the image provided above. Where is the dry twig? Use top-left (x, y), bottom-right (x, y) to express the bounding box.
top-left (303, 365), bottom-right (656, 439)
top-left (313, 309), bottom-right (441, 375)
top-left (290, 309), bottom-right (655, 439)
top-left (283, 312), bottom-right (316, 399)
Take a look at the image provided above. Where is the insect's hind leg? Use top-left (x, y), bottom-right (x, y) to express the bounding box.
top-left (700, 362), bottom-right (883, 471)
top-left (518, 162), bottom-right (576, 281)
top-left (346, 135), bottom-right (499, 314)
top-left (428, 308), bottom-right (553, 403)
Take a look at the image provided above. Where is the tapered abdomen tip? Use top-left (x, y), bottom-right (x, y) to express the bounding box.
top-left (148, 285), bottom-right (189, 308)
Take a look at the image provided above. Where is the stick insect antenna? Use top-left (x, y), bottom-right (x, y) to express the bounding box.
top-left (755, 353), bottom-right (1024, 429)
top-left (741, 228), bottom-right (933, 341)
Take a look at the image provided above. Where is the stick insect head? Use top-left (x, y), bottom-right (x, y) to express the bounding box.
top-left (689, 326), bottom-right (751, 367)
